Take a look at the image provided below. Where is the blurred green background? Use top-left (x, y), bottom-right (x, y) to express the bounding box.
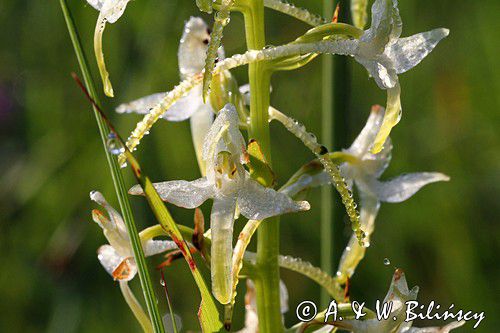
top-left (0, 0), bottom-right (498, 332)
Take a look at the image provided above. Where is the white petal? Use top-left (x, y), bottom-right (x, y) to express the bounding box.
top-left (374, 172), bottom-right (450, 203)
top-left (128, 178), bottom-right (215, 209)
top-left (116, 92), bottom-right (167, 115)
top-left (340, 269), bottom-right (418, 332)
top-left (101, 0), bottom-right (131, 23)
top-left (390, 28), bottom-right (450, 74)
top-left (355, 55), bottom-right (398, 89)
top-left (116, 86), bottom-right (208, 122)
top-left (162, 85), bottom-right (206, 121)
top-left (383, 270), bottom-right (418, 309)
top-left (190, 106), bottom-right (215, 175)
top-left (90, 191), bottom-right (128, 238)
top-left (348, 105), bottom-right (386, 156)
top-left (142, 240), bottom-right (178, 257)
top-left (360, 0), bottom-right (402, 54)
top-left (238, 84), bottom-right (250, 105)
top-left (238, 177), bottom-right (310, 220)
top-left (97, 245), bottom-right (137, 281)
top-left (210, 196), bottom-right (237, 304)
top-left (97, 244), bottom-right (122, 277)
top-left (279, 280), bottom-right (289, 314)
top-left (202, 104), bottom-right (245, 163)
top-left (280, 172), bottom-right (331, 197)
top-left (86, 0), bottom-right (105, 11)
top-left (178, 17), bottom-right (211, 78)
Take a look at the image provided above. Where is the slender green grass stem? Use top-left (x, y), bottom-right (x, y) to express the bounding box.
top-left (243, 1), bottom-right (283, 331)
top-left (320, 0), bottom-right (334, 309)
top-left (59, 1), bottom-right (165, 332)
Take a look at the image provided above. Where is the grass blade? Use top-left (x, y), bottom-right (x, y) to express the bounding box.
top-left (59, 1), bottom-right (165, 332)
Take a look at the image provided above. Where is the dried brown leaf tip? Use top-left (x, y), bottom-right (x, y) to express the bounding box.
top-left (343, 276), bottom-right (351, 302)
top-left (332, 3), bottom-right (340, 23)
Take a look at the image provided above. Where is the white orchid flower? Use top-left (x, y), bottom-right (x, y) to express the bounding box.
top-left (279, 106), bottom-right (449, 283)
top-left (129, 104), bottom-right (310, 304)
top-left (90, 190), bottom-right (177, 281)
top-left (353, 0), bottom-right (449, 153)
top-left (86, 0), bottom-right (132, 97)
top-left (335, 105), bottom-right (449, 282)
top-left (336, 269), bottom-right (418, 332)
top-left (116, 17), bottom-right (216, 174)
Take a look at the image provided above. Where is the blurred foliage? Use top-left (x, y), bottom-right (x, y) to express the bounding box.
top-left (0, 0), bottom-right (499, 332)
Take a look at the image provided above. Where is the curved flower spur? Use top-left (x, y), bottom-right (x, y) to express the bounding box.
top-left (116, 17), bottom-right (247, 173)
top-left (129, 104), bottom-right (310, 304)
top-left (86, 0), bottom-right (132, 97)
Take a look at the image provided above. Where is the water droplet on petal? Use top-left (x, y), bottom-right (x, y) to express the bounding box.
top-left (106, 133), bottom-right (125, 155)
top-left (383, 258), bottom-right (391, 266)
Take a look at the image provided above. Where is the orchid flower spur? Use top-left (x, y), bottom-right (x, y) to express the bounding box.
top-left (86, 0), bottom-right (131, 97)
top-left (353, 0), bottom-right (449, 153)
top-left (116, 17), bottom-right (246, 174)
top-left (90, 190), bottom-right (177, 332)
top-left (129, 104), bottom-right (310, 304)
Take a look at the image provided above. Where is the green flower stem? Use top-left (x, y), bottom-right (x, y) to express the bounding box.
top-left (320, 0), bottom-right (334, 309)
top-left (59, 1), bottom-right (165, 332)
top-left (242, 1), bottom-right (283, 332)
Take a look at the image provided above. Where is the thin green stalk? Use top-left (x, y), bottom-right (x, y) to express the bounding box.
top-left (320, 0), bottom-right (334, 309)
top-left (332, 2), bottom-right (352, 276)
top-left (59, 1), bottom-right (165, 332)
top-left (243, 1), bottom-right (283, 331)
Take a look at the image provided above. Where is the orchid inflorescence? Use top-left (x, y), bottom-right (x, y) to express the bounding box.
top-left (80, 0), bottom-right (459, 332)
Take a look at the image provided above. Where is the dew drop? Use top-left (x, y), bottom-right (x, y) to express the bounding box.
top-left (160, 279), bottom-right (166, 287)
top-left (106, 133), bottom-right (125, 155)
top-left (383, 258), bottom-right (391, 266)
